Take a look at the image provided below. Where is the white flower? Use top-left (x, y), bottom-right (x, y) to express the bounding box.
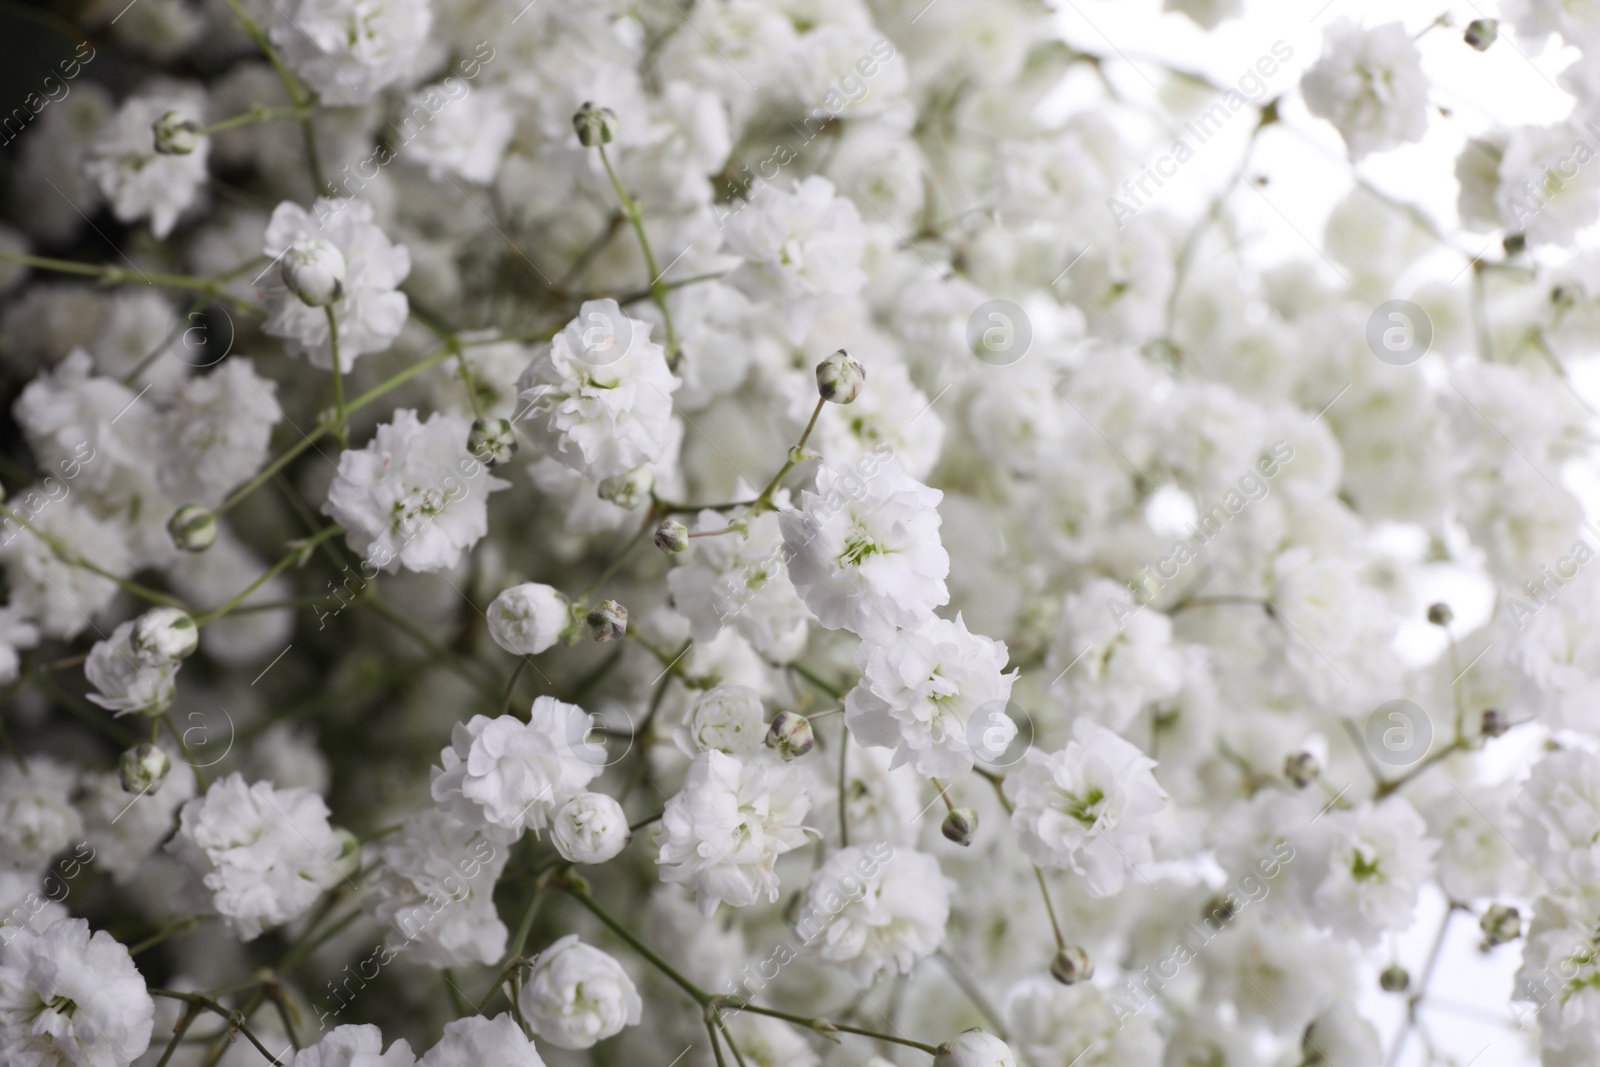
top-left (550, 792), bottom-right (630, 865)
top-left (1515, 890), bottom-right (1600, 1055)
top-left (429, 701), bottom-right (604, 837)
top-left (518, 935), bottom-right (642, 1050)
top-left (167, 773), bottom-right (348, 940)
top-left (656, 750), bottom-right (812, 915)
top-left (1301, 20), bottom-right (1429, 161)
top-left (674, 684), bottom-right (766, 755)
top-left (0, 758), bottom-right (83, 874)
top-left (84, 83), bottom-right (209, 238)
top-left (1047, 578), bottom-right (1185, 734)
top-left (724, 176), bottom-right (867, 342)
top-left (514, 299), bottom-right (681, 481)
top-left (270, 0), bottom-right (431, 106)
top-left (0, 917), bottom-right (154, 1067)
top-left (78, 762), bottom-right (195, 885)
top-left (418, 1015), bottom-right (543, 1067)
top-left (367, 809), bottom-right (509, 968)
top-left (1005, 718), bottom-right (1167, 898)
top-left (158, 359), bottom-right (282, 508)
top-left (1302, 798), bottom-right (1436, 944)
top-left (1515, 747), bottom-right (1600, 890)
top-left (84, 619), bottom-right (182, 716)
top-left (293, 1025), bottom-right (415, 1067)
top-left (799, 844), bottom-right (952, 984)
top-left (262, 198), bottom-right (411, 371)
top-left (779, 455), bottom-right (949, 639)
top-left (402, 84), bottom-right (515, 186)
top-left (666, 502), bottom-right (811, 662)
top-left (0, 499), bottom-right (132, 642)
top-left (322, 410), bottom-right (509, 574)
top-left (1495, 122), bottom-right (1600, 245)
top-left (485, 582), bottom-right (571, 656)
top-left (281, 237), bottom-right (346, 308)
top-left (934, 1029), bottom-right (1017, 1067)
top-left (845, 613), bottom-right (1015, 779)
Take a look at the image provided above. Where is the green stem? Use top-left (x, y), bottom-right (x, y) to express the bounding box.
top-left (0, 253), bottom-right (264, 314)
top-left (195, 525), bottom-right (342, 626)
top-left (596, 144), bottom-right (680, 364)
top-left (364, 595), bottom-right (500, 703)
top-left (789, 662), bottom-right (845, 700)
top-left (325, 306), bottom-right (347, 449)
top-left (753, 397), bottom-right (825, 510)
top-left (715, 1000), bottom-right (939, 1056)
top-left (148, 990), bottom-right (287, 1066)
top-left (0, 506), bottom-right (189, 610)
top-left (200, 103), bottom-right (312, 135)
top-left (579, 514), bottom-right (658, 601)
top-left (129, 916), bottom-right (203, 956)
top-left (559, 880), bottom-right (710, 1006)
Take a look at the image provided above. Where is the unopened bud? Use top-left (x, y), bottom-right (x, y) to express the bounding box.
top-left (598, 466), bottom-right (653, 510)
top-left (934, 1031), bottom-right (1016, 1067)
top-left (1464, 17), bottom-right (1497, 50)
top-left (281, 238), bottom-right (346, 308)
top-left (941, 807), bottom-right (978, 846)
top-left (1504, 232), bottom-right (1527, 256)
top-left (816, 349), bottom-right (865, 404)
top-left (654, 519), bottom-right (689, 553)
top-left (133, 607), bottom-right (199, 660)
top-left (168, 505), bottom-right (217, 552)
top-left (1482, 903), bottom-right (1521, 946)
top-left (1481, 708), bottom-right (1510, 738)
top-left (152, 110), bottom-right (202, 155)
top-left (119, 744), bottom-right (171, 795)
top-left (1284, 751), bottom-right (1320, 788)
top-left (1379, 965), bottom-right (1410, 993)
top-left (468, 418), bottom-right (517, 468)
top-left (1050, 945), bottom-right (1093, 986)
top-left (573, 102), bottom-right (618, 147)
top-left (586, 600), bottom-right (627, 642)
top-left (766, 711), bottom-right (814, 761)
top-left (1426, 602), bottom-right (1454, 627)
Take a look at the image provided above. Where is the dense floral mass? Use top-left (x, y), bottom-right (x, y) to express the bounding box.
top-left (4, 0), bottom-right (1600, 1064)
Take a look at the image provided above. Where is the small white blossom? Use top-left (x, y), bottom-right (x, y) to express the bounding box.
top-left (0, 917), bottom-right (155, 1067)
top-left (271, 0), bottom-right (432, 106)
top-left (419, 1015), bottom-right (543, 1067)
top-left (294, 1025), bottom-right (415, 1067)
top-left (550, 792), bottom-right (630, 865)
top-left (429, 701), bottom-right (604, 838)
top-left (84, 83), bottom-right (209, 238)
top-left (0, 758), bottom-right (83, 874)
top-left (84, 619), bottom-right (182, 716)
top-left (322, 410), bottom-right (509, 574)
top-left (485, 582), bottom-right (570, 656)
top-left (675, 684), bottom-right (766, 756)
top-left (514, 299), bottom-right (681, 481)
top-left (367, 809), bottom-right (509, 968)
top-left (518, 935), bottom-right (642, 1050)
top-left (1301, 20), bottom-right (1429, 161)
top-left (800, 844), bottom-right (952, 984)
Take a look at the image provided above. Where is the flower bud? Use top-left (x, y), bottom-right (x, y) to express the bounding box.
top-left (133, 607), bottom-right (199, 661)
top-left (1481, 708), bottom-right (1509, 738)
top-left (654, 519), bottom-right (689, 553)
top-left (468, 417), bottom-right (517, 468)
top-left (816, 349), bottom-right (865, 404)
top-left (1481, 903), bottom-right (1521, 946)
top-left (1049, 945), bottom-right (1093, 986)
top-left (168, 505), bottom-right (217, 552)
top-left (332, 827), bottom-right (362, 881)
top-left (1426, 602), bottom-right (1454, 627)
top-left (941, 807), bottom-right (978, 846)
top-left (281, 237), bottom-right (346, 308)
top-left (586, 600), bottom-right (628, 642)
top-left (551, 791), bottom-right (631, 865)
top-left (765, 711), bottom-right (814, 761)
top-left (1379, 965), bottom-right (1409, 993)
top-left (1464, 17), bottom-right (1497, 50)
top-left (598, 466), bottom-right (653, 510)
top-left (573, 102), bottom-right (618, 147)
top-left (934, 1030), bottom-right (1017, 1067)
top-left (487, 582), bottom-right (570, 655)
top-left (152, 110), bottom-right (202, 155)
top-left (1284, 751), bottom-right (1320, 788)
top-left (119, 743), bottom-right (171, 795)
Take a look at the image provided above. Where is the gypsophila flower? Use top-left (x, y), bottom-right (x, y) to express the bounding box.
top-left (1301, 20), bottom-right (1429, 161)
top-left (518, 935), bottom-right (642, 1050)
top-left (262, 198), bottom-right (411, 371)
top-left (674, 684), bottom-right (766, 756)
top-left (293, 1025), bottom-right (416, 1067)
top-left (657, 749), bottom-right (812, 915)
top-left (1005, 718), bottom-right (1167, 898)
top-left (0, 758), bottom-right (83, 874)
top-left (429, 700), bottom-right (604, 837)
top-left (168, 773), bottom-right (348, 940)
top-left (514, 299), bottom-right (680, 481)
top-left (0, 918), bottom-right (154, 1067)
top-left (845, 613), bottom-right (1016, 779)
top-left (367, 809), bottom-right (508, 969)
top-left (550, 791), bottom-right (630, 865)
top-left (84, 82), bottom-right (209, 238)
top-left (270, 0), bottom-right (432, 106)
top-left (800, 844), bottom-right (952, 984)
top-left (779, 455), bottom-right (949, 640)
top-left (322, 410), bottom-right (509, 574)
top-left (485, 582), bottom-right (571, 656)
top-left (418, 1015), bottom-right (543, 1067)
top-left (84, 618), bottom-right (183, 716)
